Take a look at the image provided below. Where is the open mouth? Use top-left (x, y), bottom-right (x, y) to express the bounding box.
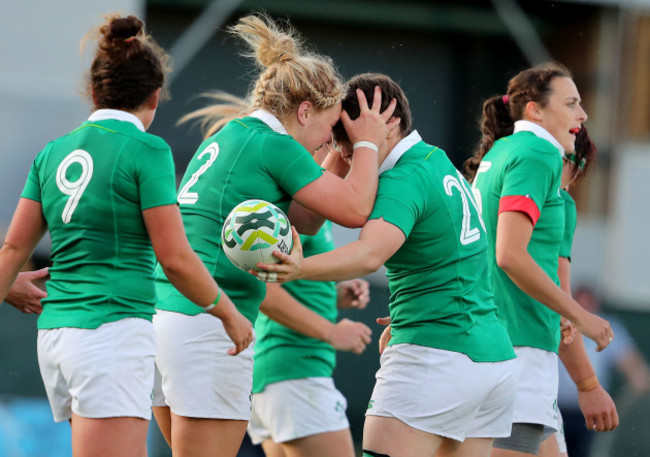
top-left (569, 127), bottom-right (581, 135)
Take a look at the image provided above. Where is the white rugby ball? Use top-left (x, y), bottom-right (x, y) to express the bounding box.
top-left (221, 199), bottom-right (293, 272)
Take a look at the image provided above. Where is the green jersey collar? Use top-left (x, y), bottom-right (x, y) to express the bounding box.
top-left (249, 109), bottom-right (288, 135)
top-left (88, 109), bottom-right (145, 132)
top-left (513, 120), bottom-right (563, 156)
top-left (378, 130), bottom-right (422, 175)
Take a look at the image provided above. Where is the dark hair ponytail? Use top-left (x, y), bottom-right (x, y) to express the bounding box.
top-left (86, 14), bottom-right (171, 111)
top-left (464, 95), bottom-right (512, 180)
top-left (464, 62), bottom-right (572, 181)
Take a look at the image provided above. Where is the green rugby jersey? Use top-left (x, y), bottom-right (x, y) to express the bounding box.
top-left (155, 110), bottom-right (324, 324)
top-left (559, 189), bottom-right (576, 260)
top-left (472, 122), bottom-right (565, 352)
top-left (252, 221), bottom-right (337, 393)
top-left (370, 131), bottom-right (514, 362)
top-left (21, 110), bottom-right (178, 329)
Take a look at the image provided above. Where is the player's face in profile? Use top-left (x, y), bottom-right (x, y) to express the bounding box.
top-left (537, 77), bottom-right (587, 154)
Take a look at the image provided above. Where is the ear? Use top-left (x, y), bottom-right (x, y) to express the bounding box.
top-left (524, 101), bottom-right (543, 122)
top-left (386, 116), bottom-right (401, 139)
top-left (296, 100), bottom-right (313, 127)
top-left (148, 88), bottom-right (162, 110)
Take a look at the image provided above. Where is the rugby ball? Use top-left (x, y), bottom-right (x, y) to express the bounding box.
top-left (221, 199), bottom-right (293, 272)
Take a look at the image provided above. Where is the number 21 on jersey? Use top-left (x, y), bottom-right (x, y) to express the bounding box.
top-left (443, 169), bottom-right (485, 245)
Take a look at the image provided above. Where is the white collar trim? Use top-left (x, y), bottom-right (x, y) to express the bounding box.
top-left (249, 109), bottom-right (288, 135)
top-left (513, 120), bottom-right (564, 156)
top-left (88, 109), bottom-right (145, 132)
top-left (378, 130), bottom-right (422, 175)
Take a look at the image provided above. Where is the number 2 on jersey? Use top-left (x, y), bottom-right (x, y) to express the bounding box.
top-left (443, 170), bottom-right (485, 245)
top-left (56, 149), bottom-right (94, 224)
top-left (177, 142), bottom-right (219, 205)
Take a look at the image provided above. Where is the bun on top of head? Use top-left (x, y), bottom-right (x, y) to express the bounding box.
top-left (101, 15), bottom-right (143, 44)
top-left (85, 14), bottom-right (171, 111)
top-left (232, 14), bottom-right (299, 68)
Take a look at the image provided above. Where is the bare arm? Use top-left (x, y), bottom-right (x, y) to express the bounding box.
top-left (557, 255), bottom-right (618, 432)
top-left (496, 211), bottom-right (613, 350)
top-left (261, 283), bottom-right (371, 354)
top-left (288, 150), bottom-right (352, 235)
top-left (255, 218), bottom-right (405, 283)
top-left (0, 199), bottom-right (47, 303)
top-left (143, 204), bottom-right (252, 355)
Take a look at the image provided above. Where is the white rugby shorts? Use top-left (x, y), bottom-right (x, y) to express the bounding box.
top-left (153, 309), bottom-right (255, 419)
top-left (366, 343), bottom-right (517, 441)
top-left (37, 318), bottom-right (156, 422)
top-left (510, 346), bottom-right (559, 433)
top-left (248, 377), bottom-right (349, 445)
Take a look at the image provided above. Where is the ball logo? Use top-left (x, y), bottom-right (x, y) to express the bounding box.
top-left (222, 200), bottom-right (292, 272)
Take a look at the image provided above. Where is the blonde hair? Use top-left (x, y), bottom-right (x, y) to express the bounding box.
top-left (180, 13), bottom-right (344, 138)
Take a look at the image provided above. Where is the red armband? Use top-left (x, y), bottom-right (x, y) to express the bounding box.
top-left (498, 195), bottom-right (540, 226)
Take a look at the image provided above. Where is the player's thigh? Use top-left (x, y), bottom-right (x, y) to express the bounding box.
top-left (262, 440), bottom-right (287, 457)
top-left (282, 428), bottom-right (354, 457)
top-left (71, 413), bottom-right (149, 457)
top-left (152, 406), bottom-right (172, 448)
top-left (363, 415), bottom-right (444, 457)
top-left (170, 412), bottom-right (248, 457)
top-left (437, 437), bottom-right (494, 457)
top-left (538, 434), bottom-right (561, 457)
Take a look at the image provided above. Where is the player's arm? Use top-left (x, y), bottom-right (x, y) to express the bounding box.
top-left (495, 211), bottom-right (613, 351)
top-left (288, 146), bottom-right (354, 235)
top-left (0, 199), bottom-right (47, 304)
top-left (143, 204), bottom-right (253, 355)
top-left (556, 255), bottom-right (618, 432)
top-left (256, 217), bottom-right (405, 282)
top-left (261, 283), bottom-right (371, 354)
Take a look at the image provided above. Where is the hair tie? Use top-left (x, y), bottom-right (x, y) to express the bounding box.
top-left (125, 36), bottom-right (137, 43)
top-left (502, 95), bottom-right (509, 105)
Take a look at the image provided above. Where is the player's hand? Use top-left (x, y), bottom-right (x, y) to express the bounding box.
top-left (208, 295), bottom-right (253, 356)
top-left (327, 318), bottom-right (372, 354)
top-left (560, 317), bottom-right (577, 345)
top-left (574, 309), bottom-right (614, 352)
top-left (5, 268), bottom-right (49, 314)
top-left (376, 316), bottom-right (392, 354)
top-left (253, 226), bottom-right (303, 283)
top-left (341, 86), bottom-right (400, 150)
top-left (337, 279), bottom-right (370, 309)
top-left (578, 385), bottom-right (619, 432)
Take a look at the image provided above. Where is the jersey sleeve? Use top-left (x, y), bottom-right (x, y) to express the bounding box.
top-left (559, 190), bottom-right (577, 259)
top-left (262, 135), bottom-right (324, 196)
top-left (498, 150), bottom-right (559, 226)
top-left (136, 141), bottom-right (178, 210)
top-left (369, 173), bottom-right (420, 238)
top-left (20, 149), bottom-right (46, 202)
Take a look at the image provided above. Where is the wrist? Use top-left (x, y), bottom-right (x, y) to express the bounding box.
top-left (353, 141), bottom-right (379, 153)
top-left (576, 374), bottom-right (600, 392)
top-left (202, 288), bottom-right (222, 313)
top-left (325, 322), bottom-right (336, 343)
